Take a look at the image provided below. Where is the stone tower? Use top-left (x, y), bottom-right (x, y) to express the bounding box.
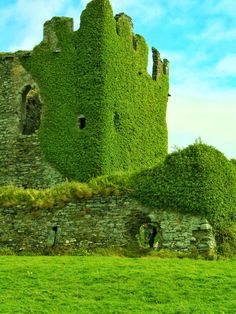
top-left (0, 0), bottom-right (169, 186)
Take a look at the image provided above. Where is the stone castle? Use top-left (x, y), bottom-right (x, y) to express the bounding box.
top-left (0, 0), bottom-right (216, 256)
top-left (0, 0), bottom-right (169, 187)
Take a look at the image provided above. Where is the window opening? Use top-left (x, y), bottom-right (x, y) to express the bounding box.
top-left (78, 115), bottom-right (86, 129)
top-left (52, 226), bottom-right (59, 246)
top-left (114, 111), bottom-right (120, 128)
top-left (52, 226), bottom-right (58, 232)
top-left (21, 85), bottom-right (41, 135)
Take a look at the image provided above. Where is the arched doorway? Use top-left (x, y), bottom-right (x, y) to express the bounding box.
top-left (138, 223), bottom-right (160, 249)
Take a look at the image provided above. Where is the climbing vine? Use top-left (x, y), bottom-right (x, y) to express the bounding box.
top-left (21, 0), bottom-right (169, 181)
top-left (132, 143), bottom-right (236, 253)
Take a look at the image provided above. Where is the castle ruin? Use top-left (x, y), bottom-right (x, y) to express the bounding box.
top-left (0, 0), bottom-right (169, 187)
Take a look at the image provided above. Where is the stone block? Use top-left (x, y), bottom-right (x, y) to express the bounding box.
top-left (192, 225), bottom-right (200, 231)
top-left (200, 224), bottom-right (212, 231)
top-left (176, 242), bottom-right (186, 248)
top-left (197, 243), bottom-right (209, 250)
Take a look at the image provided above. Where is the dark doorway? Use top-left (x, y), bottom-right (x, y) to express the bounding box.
top-left (149, 227), bottom-right (157, 248)
top-left (139, 223), bottom-right (158, 249)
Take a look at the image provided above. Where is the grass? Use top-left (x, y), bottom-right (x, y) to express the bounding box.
top-left (0, 173), bottom-right (130, 209)
top-left (0, 256), bottom-right (235, 313)
top-left (0, 181), bottom-right (119, 210)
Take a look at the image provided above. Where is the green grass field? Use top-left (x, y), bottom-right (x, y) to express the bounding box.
top-left (0, 256), bottom-right (235, 314)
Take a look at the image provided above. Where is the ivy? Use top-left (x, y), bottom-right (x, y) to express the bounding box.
top-left (132, 143), bottom-right (236, 235)
top-left (20, 0), bottom-right (169, 181)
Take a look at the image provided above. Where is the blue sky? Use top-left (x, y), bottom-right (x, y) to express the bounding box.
top-left (0, 0), bottom-right (235, 158)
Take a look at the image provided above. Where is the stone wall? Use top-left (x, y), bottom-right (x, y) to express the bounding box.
top-left (0, 196), bottom-right (216, 255)
top-left (0, 54), bottom-right (64, 188)
top-left (149, 210), bottom-right (216, 255)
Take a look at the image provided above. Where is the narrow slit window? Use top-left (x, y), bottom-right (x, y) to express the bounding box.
top-left (114, 111), bottom-right (120, 128)
top-left (78, 115), bottom-right (86, 129)
top-left (52, 226), bottom-right (58, 246)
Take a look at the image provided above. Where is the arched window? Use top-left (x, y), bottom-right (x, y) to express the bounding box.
top-left (21, 85), bottom-right (42, 135)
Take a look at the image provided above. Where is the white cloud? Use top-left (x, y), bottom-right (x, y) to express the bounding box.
top-left (167, 82), bottom-right (236, 158)
top-left (75, 0), bottom-right (165, 22)
top-left (157, 46), bottom-right (236, 159)
top-left (188, 20), bottom-right (236, 42)
top-left (207, 0), bottom-right (236, 17)
top-left (1, 0), bottom-right (83, 51)
top-left (80, 0), bottom-right (90, 6)
top-left (150, 48), bottom-right (236, 159)
top-left (160, 51), bottom-right (185, 63)
top-left (110, 0), bottom-right (164, 23)
top-left (214, 54), bottom-right (236, 76)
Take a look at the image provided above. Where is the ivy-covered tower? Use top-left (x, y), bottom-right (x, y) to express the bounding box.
top-left (0, 0), bottom-right (169, 185)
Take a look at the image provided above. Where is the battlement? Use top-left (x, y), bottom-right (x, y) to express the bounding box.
top-left (43, 17), bottom-right (74, 50)
top-left (152, 47), bottom-right (169, 80)
top-left (115, 13), bottom-right (133, 34)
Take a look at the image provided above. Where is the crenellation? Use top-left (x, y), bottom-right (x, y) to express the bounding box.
top-left (115, 13), bottom-right (133, 27)
top-left (43, 17), bottom-right (74, 50)
top-left (163, 58), bottom-right (169, 75)
top-left (152, 47), bottom-right (169, 81)
top-left (133, 34), bottom-right (149, 73)
top-left (115, 13), bottom-right (133, 37)
top-left (152, 47), bottom-right (161, 80)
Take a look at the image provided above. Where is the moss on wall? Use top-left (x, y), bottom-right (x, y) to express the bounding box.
top-left (21, 0), bottom-right (169, 181)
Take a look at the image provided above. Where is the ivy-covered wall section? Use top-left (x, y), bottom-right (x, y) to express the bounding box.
top-left (20, 0), bottom-right (169, 182)
top-left (132, 143), bottom-right (236, 254)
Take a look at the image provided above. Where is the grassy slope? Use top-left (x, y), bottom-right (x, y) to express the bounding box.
top-left (0, 257), bottom-right (235, 313)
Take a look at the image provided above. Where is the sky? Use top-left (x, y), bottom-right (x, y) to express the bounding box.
top-left (0, 0), bottom-right (235, 159)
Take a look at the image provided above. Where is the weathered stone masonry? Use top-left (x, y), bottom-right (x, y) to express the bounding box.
top-left (0, 54), bottom-right (64, 188)
top-left (0, 0), bottom-right (218, 256)
top-left (0, 196), bottom-right (216, 255)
